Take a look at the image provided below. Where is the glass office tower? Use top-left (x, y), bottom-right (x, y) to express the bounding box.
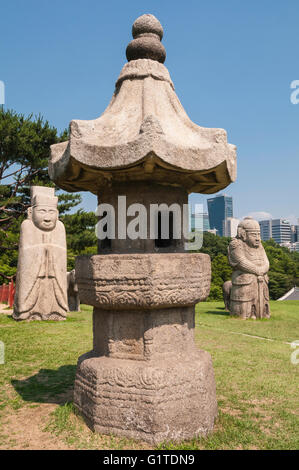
top-left (207, 194), bottom-right (233, 237)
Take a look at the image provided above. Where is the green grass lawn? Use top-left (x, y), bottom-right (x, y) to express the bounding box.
top-left (0, 301), bottom-right (298, 450)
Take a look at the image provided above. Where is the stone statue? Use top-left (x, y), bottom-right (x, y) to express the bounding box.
top-left (67, 269), bottom-right (80, 311)
top-left (227, 217), bottom-right (270, 319)
top-left (222, 280), bottom-right (232, 311)
top-left (13, 186), bottom-right (68, 321)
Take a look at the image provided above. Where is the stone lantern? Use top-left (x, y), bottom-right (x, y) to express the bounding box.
top-left (49, 14), bottom-right (236, 444)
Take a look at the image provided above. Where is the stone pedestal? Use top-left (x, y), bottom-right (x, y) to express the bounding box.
top-left (74, 253), bottom-right (217, 443)
top-left (74, 349), bottom-right (216, 444)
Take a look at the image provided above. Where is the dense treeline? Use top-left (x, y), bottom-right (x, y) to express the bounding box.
top-left (199, 232), bottom-right (299, 300)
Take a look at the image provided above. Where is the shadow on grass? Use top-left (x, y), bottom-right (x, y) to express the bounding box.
top-left (11, 364), bottom-right (77, 405)
top-left (204, 308), bottom-right (230, 316)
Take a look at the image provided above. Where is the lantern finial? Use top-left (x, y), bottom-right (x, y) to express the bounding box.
top-left (126, 14), bottom-right (166, 63)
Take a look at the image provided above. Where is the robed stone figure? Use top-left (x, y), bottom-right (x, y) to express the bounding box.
top-left (13, 187), bottom-right (68, 321)
top-left (228, 217), bottom-right (270, 320)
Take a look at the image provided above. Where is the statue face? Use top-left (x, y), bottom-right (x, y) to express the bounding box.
top-left (246, 230), bottom-right (261, 248)
top-left (32, 205), bottom-right (58, 231)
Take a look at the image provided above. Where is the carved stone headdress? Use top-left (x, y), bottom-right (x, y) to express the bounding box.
top-left (32, 195), bottom-right (58, 208)
top-left (30, 186), bottom-right (58, 208)
top-left (237, 217), bottom-right (260, 240)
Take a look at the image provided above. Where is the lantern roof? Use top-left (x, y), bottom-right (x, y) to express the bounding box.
top-left (49, 14), bottom-right (236, 195)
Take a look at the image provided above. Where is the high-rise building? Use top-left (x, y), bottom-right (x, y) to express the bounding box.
top-left (223, 217), bottom-right (240, 238)
top-left (259, 219), bottom-right (272, 241)
top-left (203, 214), bottom-right (210, 232)
top-left (207, 194), bottom-right (233, 237)
top-left (191, 213), bottom-right (210, 232)
top-left (272, 219), bottom-right (291, 244)
top-left (291, 223), bottom-right (299, 243)
top-left (259, 219), bottom-right (291, 244)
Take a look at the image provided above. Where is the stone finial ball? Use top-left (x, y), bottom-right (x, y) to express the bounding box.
top-left (132, 14), bottom-right (164, 40)
top-left (126, 14), bottom-right (166, 63)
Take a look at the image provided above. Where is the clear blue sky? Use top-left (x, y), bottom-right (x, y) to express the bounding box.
top-left (1, 0), bottom-right (298, 222)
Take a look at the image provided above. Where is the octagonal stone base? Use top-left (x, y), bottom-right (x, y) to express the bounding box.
top-left (74, 348), bottom-right (217, 444)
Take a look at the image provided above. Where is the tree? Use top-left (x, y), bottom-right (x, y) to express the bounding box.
top-left (0, 109), bottom-right (69, 225)
top-left (0, 108), bottom-right (70, 230)
top-left (61, 210), bottom-right (97, 271)
top-left (0, 109), bottom-right (97, 281)
top-left (263, 240), bottom-right (299, 299)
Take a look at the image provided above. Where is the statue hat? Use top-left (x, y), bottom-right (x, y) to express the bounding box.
top-left (32, 194), bottom-right (58, 208)
top-left (239, 217), bottom-right (260, 232)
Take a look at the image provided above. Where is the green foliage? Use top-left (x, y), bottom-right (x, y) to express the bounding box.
top-left (61, 210), bottom-right (98, 270)
top-left (264, 242), bottom-right (299, 299)
top-left (199, 231), bottom-right (231, 258)
top-left (198, 232), bottom-right (299, 301)
top-left (0, 109), bottom-right (97, 280)
top-left (198, 232), bottom-right (231, 301)
top-left (58, 193), bottom-right (82, 216)
top-left (0, 109), bottom-right (67, 221)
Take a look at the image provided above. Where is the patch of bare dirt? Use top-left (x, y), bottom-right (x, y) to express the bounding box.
top-left (0, 404), bottom-right (75, 450)
top-left (248, 398), bottom-right (275, 406)
top-left (221, 407), bottom-right (243, 417)
top-left (0, 303), bottom-right (12, 315)
top-left (0, 386), bottom-right (151, 450)
top-left (246, 398), bottom-right (277, 421)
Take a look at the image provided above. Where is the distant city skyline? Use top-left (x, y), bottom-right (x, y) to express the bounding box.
top-left (189, 193), bottom-right (298, 226)
top-left (1, 1), bottom-right (298, 219)
top-left (192, 192), bottom-right (299, 235)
